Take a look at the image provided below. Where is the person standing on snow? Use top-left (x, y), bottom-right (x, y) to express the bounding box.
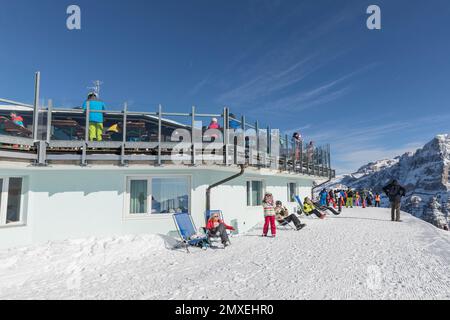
top-left (355, 192), bottom-right (361, 206)
top-left (375, 193), bottom-right (381, 207)
top-left (262, 193), bottom-right (277, 237)
top-left (319, 189), bottom-right (328, 206)
top-left (382, 179), bottom-right (406, 222)
top-left (346, 188), bottom-right (354, 208)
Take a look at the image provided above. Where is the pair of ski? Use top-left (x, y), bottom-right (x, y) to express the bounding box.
top-left (294, 195), bottom-right (341, 216)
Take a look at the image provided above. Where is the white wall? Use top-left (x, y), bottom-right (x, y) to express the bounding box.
top-left (0, 165), bottom-right (314, 249)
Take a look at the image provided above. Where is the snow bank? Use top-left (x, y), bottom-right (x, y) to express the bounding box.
top-left (0, 208), bottom-right (449, 300)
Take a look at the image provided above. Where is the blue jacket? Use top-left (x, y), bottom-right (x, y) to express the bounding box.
top-left (83, 99), bottom-right (105, 123)
top-left (229, 118), bottom-right (241, 130)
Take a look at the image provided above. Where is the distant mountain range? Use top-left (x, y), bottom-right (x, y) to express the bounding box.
top-left (327, 135), bottom-right (450, 230)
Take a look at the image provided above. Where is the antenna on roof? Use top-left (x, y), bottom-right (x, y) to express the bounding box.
top-left (87, 80), bottom-right (103, 97)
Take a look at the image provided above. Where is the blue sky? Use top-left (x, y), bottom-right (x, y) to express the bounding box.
top-left (1, 0), bottom-right (449, 173)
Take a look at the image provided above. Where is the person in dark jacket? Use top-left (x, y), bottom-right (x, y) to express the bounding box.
top-left (275, 201), bottom-right (306, 231)
top-left (346, 189), bottom-right (354, 208)
top-left (382, 179), bottom-right (406, 222)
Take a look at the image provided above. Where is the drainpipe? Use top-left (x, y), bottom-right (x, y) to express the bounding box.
top-left (311, 171), bottom-right (333, 200)
top-left (206, 164), bottom-right (246, 212)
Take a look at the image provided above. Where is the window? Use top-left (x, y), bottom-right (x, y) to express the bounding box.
top-left (247, 180), bottom-right (263, 206)
top-left (288, 182), bottom-right (297, 202)
top-left (0, 177), bottom-right (24, 226)
top-left (126, 176), bottom-right (190, 216)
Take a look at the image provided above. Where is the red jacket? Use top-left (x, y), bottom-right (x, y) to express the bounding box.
top-left (206, 219), bottom-right (234, 231)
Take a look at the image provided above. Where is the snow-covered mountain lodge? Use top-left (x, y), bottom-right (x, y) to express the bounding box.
top-left (0, 73), bottom-right (334, 249)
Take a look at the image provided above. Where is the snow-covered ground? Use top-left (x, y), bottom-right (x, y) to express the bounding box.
top-left (0, 208), bottom-right (449, 300)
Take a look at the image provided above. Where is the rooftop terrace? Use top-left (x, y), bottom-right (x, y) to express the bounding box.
top-left (0, 73), bottom-right (335, 178)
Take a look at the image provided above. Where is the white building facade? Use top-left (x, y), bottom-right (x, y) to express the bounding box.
top-left (0, 163), bottom-right (317, 249)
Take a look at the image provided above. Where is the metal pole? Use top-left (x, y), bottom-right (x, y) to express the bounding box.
top-left (191, 105), bottom-right (196, 166)
top-left (284, 134), bottom-right (288, 171)
top-left (266, 125), bottom-right (271, 168)
top-left (46, 99), bottom-right (53, 143)
top-left (157, 104), bottom-right (162, 166)
top-left (255, 120), bottom-right (259, 167)
top-left (82, 101), bottom-right (90, 166)
top-left (32, 72), bottom-right (41, 141)
top-left (121, 102), bottom-right (128, 166)
top-left (223, 107), bottom-right (229, 166)
top-left (299, 140), bottom-right (303, 174)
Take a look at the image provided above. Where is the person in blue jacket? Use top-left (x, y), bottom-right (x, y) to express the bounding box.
top-left (229, 113), bottom-right (241, 130)
top-left (319, 189), bottom-right (328, 206)
top-left (82, 92), bottom-right (106, 141)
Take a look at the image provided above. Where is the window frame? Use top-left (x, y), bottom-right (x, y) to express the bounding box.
top-left (287, 182), bottom-right (298, 203)
top-left (246, 179), bottom-right (265, 207)
top-left (124, 174), bottom-right (192, 219)
top-left (0, 176), bottom-right (25, 227)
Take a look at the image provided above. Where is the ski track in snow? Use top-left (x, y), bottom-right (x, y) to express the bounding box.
top-left (0, 208), bottom-right (449, 300)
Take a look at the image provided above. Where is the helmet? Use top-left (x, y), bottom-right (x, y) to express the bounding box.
top-left (87, 92), bottom-right (98, 99)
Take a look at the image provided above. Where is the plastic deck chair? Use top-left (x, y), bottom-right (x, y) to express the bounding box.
top-left (204, 210), bottom-right (232, 245)
top-left (173, 213), bottom-right (208, 253)
top-left (277, 219), bottom-right (295, 230)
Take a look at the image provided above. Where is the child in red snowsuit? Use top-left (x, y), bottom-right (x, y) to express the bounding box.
top-left (262, 193), bottom-right (276, 237)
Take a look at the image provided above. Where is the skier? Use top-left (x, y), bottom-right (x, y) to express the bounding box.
top-left (328, 190), bottom-right (336, 208)
top-left (355, 192), bottom-right (361, 206)
top-left (275, 200), bottom-right (306, 231)
top-left (262, 193), bottom-right (277, 237)
top-left (382, 179), bottom-right (406, 222)
top-left (346, 188), bottom-right (354, 208)
top-left (319, 189), bottom-right (328, 206)
top-left (375, 193), bottom-right (381, 207)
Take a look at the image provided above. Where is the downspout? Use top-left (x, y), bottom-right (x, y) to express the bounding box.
top-left (311, 173), bottom-right (333, 199)
top-left (206, 164), bottom-right (246, 212)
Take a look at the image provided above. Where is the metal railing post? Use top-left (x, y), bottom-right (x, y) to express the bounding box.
top-left (255, 120), bottom-right (259, 167)
top-left (191, 105), bottom-right (196, 166)
top-left (299, 140), bottom-right (303, 174)
top-left (46, 99), bottom-right (53, 143)
top-left (266, 125), bottom-right (271, 168)
top-left (224, 107), bottom-right (229, 166)
top-left (32, 72), bottom-right (41, 141)
top-left (120, 102), bottom-right (128, 166)
top-left (82, 101), bottom-right (90, 166)
top-left (284, 134), bottom-right (288, 171)
top-left (157, 104), bottom-right (162, 166)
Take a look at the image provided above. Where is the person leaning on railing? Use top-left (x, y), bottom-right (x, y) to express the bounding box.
top-left (82, 92), bottom-right (106, 141)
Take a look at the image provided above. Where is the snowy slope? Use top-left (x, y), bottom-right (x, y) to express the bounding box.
top-left (327, 135), bottom-right (450, 229)
top-left (0, 208), bottom-right (448, 300)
